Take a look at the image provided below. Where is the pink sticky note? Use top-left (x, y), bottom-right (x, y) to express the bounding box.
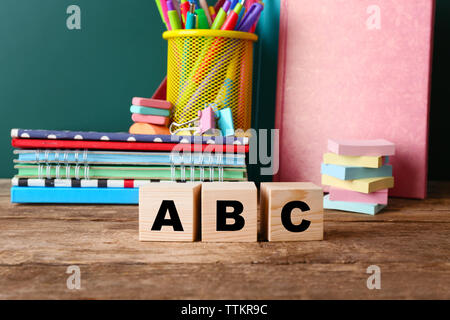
top-left (328, 139), bottom-right (395, 156)
top-left (329, 187), bottom-right (389, 205)
top-left (131, 113), bottom-right (169, 126)
top-left (132, 97), bottom-right (172, 110)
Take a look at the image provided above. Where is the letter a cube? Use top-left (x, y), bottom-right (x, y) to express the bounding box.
top-left (139, 182), bottom-right (202, 241)
top-left (260, 182), bottom-right (323, 241)
top-left (202, 182), bottom-right (257, 242)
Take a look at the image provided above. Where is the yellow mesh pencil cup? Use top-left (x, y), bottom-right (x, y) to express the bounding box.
top-left (163, 30), bottom-right (258, 133)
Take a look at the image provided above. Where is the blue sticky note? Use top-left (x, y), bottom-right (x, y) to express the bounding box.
top-left (323, 195), bottom-right (386, 215)
top-left (321, 163), bottom-right (393, 180)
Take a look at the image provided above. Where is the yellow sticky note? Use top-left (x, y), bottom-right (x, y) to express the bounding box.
top-left (322, 174), bottom-right (394, 193)
top-left (323, 153), bottom-right (383, 168)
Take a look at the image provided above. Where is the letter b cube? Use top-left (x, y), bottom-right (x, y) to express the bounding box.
top-left (201, 182), bottom-right (257, 242)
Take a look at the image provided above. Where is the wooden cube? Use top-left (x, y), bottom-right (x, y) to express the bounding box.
top-left (139, 182), bottom-right (201, 242)
top-left (260, 182), bottom-right (323, 241)
top-left (201, 182), bottom-right (257, 242)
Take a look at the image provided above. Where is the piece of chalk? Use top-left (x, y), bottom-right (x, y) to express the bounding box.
top-left (130, 105), bottom-right (170, 117)
top-left (323, 195), bottom-right (386, 215)
top-left (132, 97), bottom-right (172, 110)
top-left (131, 113), bottom-right (169, 126)
top-left (329, 187), bottom-right (389, 205)
top-left (321, 163), bottom-right (393, 180)
top-left (321, 174), bottom-right (394, 193)
top-left (328, 139), bottom-right (395, 156)
top-left (129, 123), bottom-right (170, 135)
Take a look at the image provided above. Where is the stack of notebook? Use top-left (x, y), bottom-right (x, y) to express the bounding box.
top-left (321, 139), bottom-right (395, 215)
top-left (10, 129), bottom-right (249, 204)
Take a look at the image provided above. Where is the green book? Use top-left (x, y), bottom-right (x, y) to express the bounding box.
top-left (14, 164), bottom-right (247, 181)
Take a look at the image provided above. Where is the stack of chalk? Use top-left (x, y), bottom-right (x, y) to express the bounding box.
top-left (321, 139), bottom-right (395, 215)
top-left (129, 97), bottom-right (172, 135)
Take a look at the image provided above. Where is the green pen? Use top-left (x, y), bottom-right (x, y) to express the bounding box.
top-left (211, 0), bottom-right (231, 30)
top-left (196, 9), bottom-right (209, 29)
top-left (189, 1), bottom-right (209, 29)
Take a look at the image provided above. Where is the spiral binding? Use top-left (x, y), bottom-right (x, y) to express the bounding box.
top-left (168, 152), bottom-right (225, 182)
top-left (32, 149), bottom-right (91, 180)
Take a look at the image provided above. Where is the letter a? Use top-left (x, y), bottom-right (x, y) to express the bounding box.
top-left (66, 5), bottom-right (81, 30)
top-left (151, 200), bottom-right (184, 231)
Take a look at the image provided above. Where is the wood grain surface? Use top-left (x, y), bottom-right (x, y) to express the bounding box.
top-left (0, 179), bottom-right (449, 299)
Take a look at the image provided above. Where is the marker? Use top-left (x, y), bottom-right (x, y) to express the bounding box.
top-left (185, 2), bottom-right (197, 29)
top-left (155, 0), bottom-right (168, 29)
top-left (221, 0), bottom-right (245, 31)
top-left (209, 6), bottom-right (217, 21)
top-left (180, 0), bottom-right (190, 24)
top-left (228, 0), bottom-right (239, 14)
top-left (159, 0), bottom-right (171, 30)
top-left (199, 0), bottom-right (213, 26)
top-left (167, 0), bottom-right (182, 30)
top-left (214, 0), bottom-right (226, 12)
top-left (235, 4), bottom-right (246, 30)
top-left (189, 0), bottom-right (209, 29)
top-left (211, 0), bottom-right (231, 30)
top-left (237, 2), bottom-right (263, 32)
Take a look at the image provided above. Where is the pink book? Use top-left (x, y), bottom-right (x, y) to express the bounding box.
top-left (274, 0), bottom-right (435, 199)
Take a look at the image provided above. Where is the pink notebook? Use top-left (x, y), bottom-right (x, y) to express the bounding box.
top-left (274, 0), bottom-right (435, 199)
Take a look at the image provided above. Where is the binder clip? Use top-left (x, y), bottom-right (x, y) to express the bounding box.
top-left (170, 105), bottom-right (218, 135)
top-left (215, 107), bottom-right (235, 137)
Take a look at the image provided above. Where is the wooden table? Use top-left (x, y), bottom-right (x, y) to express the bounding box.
top-left (0, 179), bottom-right (448, 299)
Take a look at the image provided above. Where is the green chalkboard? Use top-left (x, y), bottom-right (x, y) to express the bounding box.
top-left (0, 0), bottom-right (168, 178)
top-left (0, 0), bottom-right (281, 180)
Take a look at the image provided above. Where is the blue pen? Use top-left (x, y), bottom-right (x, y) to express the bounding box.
top-left (235, 5), bottom-right (246, 30)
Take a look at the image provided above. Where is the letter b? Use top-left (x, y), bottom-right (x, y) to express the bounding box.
top-left (202, 182), bottom-right (257, 242)
top-left (216, 200), bottom-right (245, 231)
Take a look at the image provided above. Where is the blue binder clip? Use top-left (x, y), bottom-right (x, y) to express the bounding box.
top-left (215, 107), bottom-right (235, 137)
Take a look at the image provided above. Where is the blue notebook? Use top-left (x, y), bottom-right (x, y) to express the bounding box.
top-left (11, 187), bottom-right (138, 204)
top-left (14, 150), bottom-right (245, 166)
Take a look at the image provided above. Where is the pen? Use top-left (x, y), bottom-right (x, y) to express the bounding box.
top-left (180, 0), bottom-right (190, 24)
top-left (199, 0), bottom-right (213, 26)
top-left (209, 6), bottom-right (216, 21)
top-left (155, 0), bottom-right (168, 29)
top-left (159, 0), bottom-right (172, 30)
top-left (235, 4), bottom-right (246, 30)
top-left (237, 2), bottom-right (263, 32)
top-left (167, 0), bottom-right (182, 30)
top-left (189, 0), bottom-right (209, 29)
top-left (221, 0), bottom-right (245, 31)
top-left (185, 2), bottom-right (197, 29)
top-left (228, 0), bottom-right (239, 14)
top-left (211, 0), bottom-right (231, 30)
top-left (213, 0), bottom-right (226, 12)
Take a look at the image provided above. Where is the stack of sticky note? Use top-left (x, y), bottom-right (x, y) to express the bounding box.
top-left (322, 139), bottom-right (396, 215)
top-left (129, 97), bottom-right (172, 135)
